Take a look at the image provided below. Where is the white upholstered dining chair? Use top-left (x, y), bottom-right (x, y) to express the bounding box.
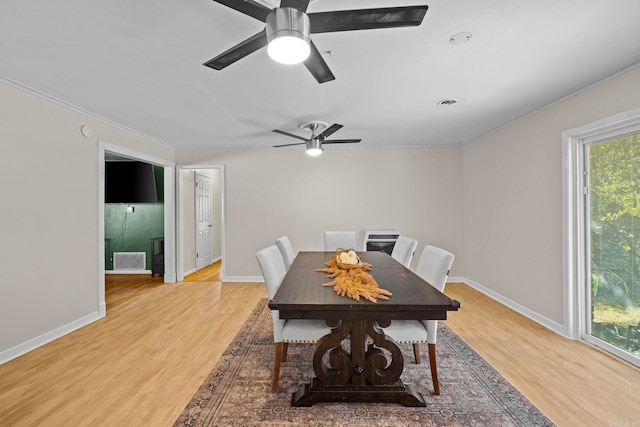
top-left (382, 244), bottom-right (455, 395)
top-left (256, 245), bottom-right (330, 393)
top-left (275, 235), bottom-right (296, 270)
top-left (390, 235), bottom-right (419, 268)
top-left (323, 231), bottom-right (357, 251)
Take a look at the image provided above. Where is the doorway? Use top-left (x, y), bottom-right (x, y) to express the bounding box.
top-left (563, 106), bottom-right (640, 368)
top-left (195, 173), bottom-right (213, 271)
top-left (177, 166), bottom-right (225, 281)
top-left (585, 134), bottom-right (640, 364)
top-left (104, 156), bottom-right (164, 273)
top-left (98, 141), bottom-right (176, 316)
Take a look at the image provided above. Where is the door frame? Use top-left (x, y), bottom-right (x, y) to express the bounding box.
top-left (98, 140), bottom-right (176, 316)
top-left (562, 106), bottom-right (640, 366)
top-left (176, 165), bottom-right (226, 281)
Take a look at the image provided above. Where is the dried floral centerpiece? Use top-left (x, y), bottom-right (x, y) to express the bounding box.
top-left (316, 249), bottom-right (392, 303)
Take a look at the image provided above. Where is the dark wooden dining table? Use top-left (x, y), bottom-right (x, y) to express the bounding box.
top-left (268, 251), bottom-right (460, 407)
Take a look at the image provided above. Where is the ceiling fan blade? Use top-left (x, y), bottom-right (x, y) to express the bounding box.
top-left (273, 129), bottom-right (309, 141)
top-left (279, 0), bottom-right (310, 12)
top-left (273, 142), bottom-right (307, 148)
top-left (319, 123), bottom-right (343, 139)
top-left (303, 40), bottom-right (335, 84)
top-left (322, 139), bottom-right (362, 144)
top-left (203, 31), bottom-right (267, 70)
top-left (213, 0), bottom-right (272, 22)
top-left (308, 5), bottom-right (428, 34)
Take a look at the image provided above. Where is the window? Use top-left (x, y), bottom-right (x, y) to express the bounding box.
top-left (563, 107), bottom-right (640, 368)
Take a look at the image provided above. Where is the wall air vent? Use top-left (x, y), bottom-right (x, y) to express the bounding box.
top-left (113, 252), bottom-right (146, 271)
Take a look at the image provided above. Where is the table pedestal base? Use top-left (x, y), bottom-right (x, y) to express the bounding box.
top-left (291, 377), bottom-right (427, 407)
top-left (292, 318), bottom-right (428, 407)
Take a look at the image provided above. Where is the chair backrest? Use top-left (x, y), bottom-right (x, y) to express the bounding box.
top-left (275, 235), bottom-right (295, 270)
top-left (256, 245), bottom-right (287, 298)
top-left (415, 245), bottom-right (455, 292)
top-left (324, 231), bottom-right (357, 251)
top-left (390, 235), bottom-right (418, 268)
top-left (256, 245), bottom-right (288, 342)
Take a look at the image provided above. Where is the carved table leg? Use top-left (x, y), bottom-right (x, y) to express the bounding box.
top-left (291, 319), bottom-right (426, 407)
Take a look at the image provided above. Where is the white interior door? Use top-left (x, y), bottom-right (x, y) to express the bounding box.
top-left (195, 173), bottom-right (213, 270)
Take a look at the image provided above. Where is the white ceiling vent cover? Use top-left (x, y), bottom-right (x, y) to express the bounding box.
top-left (113, 252), bottom-right (146, 271)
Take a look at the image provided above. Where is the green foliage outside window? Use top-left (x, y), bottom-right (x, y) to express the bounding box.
top-left (589, 134), bottom-right (640, 354)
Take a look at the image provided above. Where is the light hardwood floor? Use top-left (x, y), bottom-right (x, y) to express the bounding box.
top-left (1, 263), bottom-right (639, 426)
top-left (444, 284), bottom-right (640, 426)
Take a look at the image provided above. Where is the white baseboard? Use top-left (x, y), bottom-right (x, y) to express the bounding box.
top-left (222, 276), bottom-right (565, 336)
top-left (182, 268), bottom-right (197, 278)
top-left (223, 276), bottom-right (263, 282)
top-left (105, 270), bottom-right (152, 275)
top-left (0, 310), bottom-right (104, 365)
top-left (458, 277), bottom-right (566, 336)
top-left (0, 275), bottom-right (566, 365)
top-left (181, 258), bottom-right (221, 281)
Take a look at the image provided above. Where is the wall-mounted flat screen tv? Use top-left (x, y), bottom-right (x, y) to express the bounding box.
top-left (105, 161), bottom-right (158, 203)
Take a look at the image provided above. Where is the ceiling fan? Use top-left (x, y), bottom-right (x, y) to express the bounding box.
top-left (273, 122), bottom-right (361, 155)
top-left (204, 0), bottom-right (429, 83)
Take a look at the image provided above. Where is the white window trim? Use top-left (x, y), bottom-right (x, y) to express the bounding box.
top-left (562, 106), bottom-right (640, 363)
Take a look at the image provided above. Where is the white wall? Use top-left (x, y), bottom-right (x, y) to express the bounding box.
top-left (463, 65), bottom-right (640, 327)
top-left (176, 146), bottom-right (464, 279)
top-left (0, 81), bottom-right (174, 362)
top-left (6, 61), bottom-right (640, 362)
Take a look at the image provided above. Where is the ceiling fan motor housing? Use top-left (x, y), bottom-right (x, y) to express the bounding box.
top-left (305, 138), bottom-right (324, 156)
top-left (266, 8), bottom-right (311, 64)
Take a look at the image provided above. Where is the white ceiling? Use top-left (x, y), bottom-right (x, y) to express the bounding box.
top-left (2, 0), bottom-right (640, 151)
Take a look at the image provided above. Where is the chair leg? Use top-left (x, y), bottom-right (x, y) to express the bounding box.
top-left (428, 343), bottom-right (440, 395)
top-left (272, 342), bottom-right (286, 393)
top-left (412, 343), bottom-right (421, 364)
top-left (282, 342), bottom-right (289, 363)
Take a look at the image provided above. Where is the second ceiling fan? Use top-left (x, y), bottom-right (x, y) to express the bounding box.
top-left (273, 122), bottom-right (361, 155)
top-left (204, 0), bottom-right (429, 83)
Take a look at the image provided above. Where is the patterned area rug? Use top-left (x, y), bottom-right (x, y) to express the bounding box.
top-left (174, 300), bottom-right (554, 426)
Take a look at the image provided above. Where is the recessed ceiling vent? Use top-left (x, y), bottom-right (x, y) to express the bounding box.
top-left (437, 99), bottom-right (458, 107)
top-left (450, 32), bottom-right (472, 44)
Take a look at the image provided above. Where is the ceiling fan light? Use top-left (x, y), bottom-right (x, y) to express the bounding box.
top-left (306, 138), bottom-right (324, 156)
top-left (268, 36), bottom-right (310, 64)
top-left (266, 8), bottom-right (310, 65)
